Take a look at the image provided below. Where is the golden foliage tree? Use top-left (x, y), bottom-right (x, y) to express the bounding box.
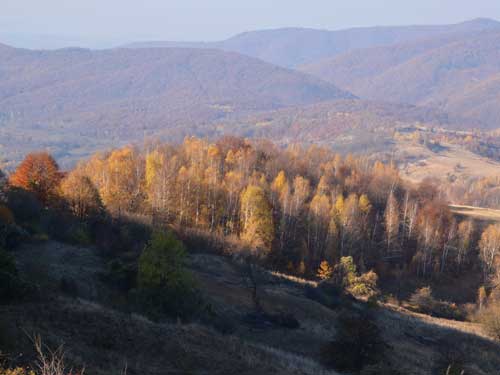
top-left (61, 170), bottom-right (103, 220)
top-left (240, 185), bottom-right (274, 256)
top-left (384, 190), bottom-right (400, 254)
top-left (309, 192), bottom-right (331, 262)
top-left (479, 224), bottom-right (500, 282)
top-left (358, 194), bottom-right (372, 215)
top-left (108, 147), bottom-right (143, 212)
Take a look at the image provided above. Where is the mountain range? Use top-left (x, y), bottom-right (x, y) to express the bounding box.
top-left (300, 29), bottom-right (500, 128)
top-left (1, 18), bottom-right (500, 166)
top-left (0, 43), bottom-right (353, 166)
top-left (124, 18), bottom-right (500, 68)
top-left (126, 18), bottom-right (500, 129)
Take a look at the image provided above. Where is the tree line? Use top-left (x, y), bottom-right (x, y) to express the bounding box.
top-left (4, 137), bottom-right (500, 289)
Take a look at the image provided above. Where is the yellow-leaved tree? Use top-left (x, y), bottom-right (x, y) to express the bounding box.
top-left (61, 170), bottom-right (103, 220)
top-left (106, 147), bottom-right (141, 213)
top-left (240, 185), bottom-right (274, 257)
top-left (479, 224), bottom-right (500, 282)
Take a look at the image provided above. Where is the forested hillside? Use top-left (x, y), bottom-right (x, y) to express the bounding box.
top-left (2, 138), bottom-right (500, 373)
top-left (3, 19), bottom-right (500, 168)
top-left (301, 29), bottom-right (500, 128)
top-left (0, 43), bottom-right (351, 167)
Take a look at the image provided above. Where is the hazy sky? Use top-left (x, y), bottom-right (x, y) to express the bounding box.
top-left (2, 0), bottom-right (500, 48)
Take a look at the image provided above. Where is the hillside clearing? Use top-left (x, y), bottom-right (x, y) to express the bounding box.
top-left (449, 204), bottom-right (500, 222)
top-left (397, 141), bottom-right (500, 183)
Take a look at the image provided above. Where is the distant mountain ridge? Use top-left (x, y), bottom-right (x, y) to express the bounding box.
top-left (124, 18), bottom-right (500, 67)
top-left (1, 18), bottom-right (500, 166)
top-left (0, 44), bottom-right (352, 121)
top-left (0, 43), bottom-right (354, 166)
top-left (300, 29), bottom-right (500, 128)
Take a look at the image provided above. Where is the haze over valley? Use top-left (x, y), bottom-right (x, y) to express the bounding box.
top-left (1, 17), bottom-right (500, 173)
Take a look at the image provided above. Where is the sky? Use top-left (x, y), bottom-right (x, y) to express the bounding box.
top-left (2, 0), bottom-right (500, 48)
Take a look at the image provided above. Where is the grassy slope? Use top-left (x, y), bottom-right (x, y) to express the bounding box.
top-left (395, 141), bottom-right (500, 183)
top-left (3, 241), bottom-right (500, 374)
top-left (449, 205), bottom-right (500, 222)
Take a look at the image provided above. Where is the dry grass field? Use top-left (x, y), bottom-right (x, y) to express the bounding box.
top-left (449, 204), bottom-right (500, 222)
top-left (396, 141), bottom-right (500, 183)
top-left (3, 241), bottom-right (500, 374)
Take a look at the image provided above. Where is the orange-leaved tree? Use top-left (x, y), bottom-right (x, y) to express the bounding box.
top-left (9, 152), bottom-right (62, 205)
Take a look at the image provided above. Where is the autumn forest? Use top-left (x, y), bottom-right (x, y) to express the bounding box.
top-left (4, 137), bottom-right (499, 296)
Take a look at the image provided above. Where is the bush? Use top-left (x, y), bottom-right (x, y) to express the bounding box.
top-left (94, 218), bottom-right (151, 256)
top-left (0, 249), bottom-right (22, 302)
top-left (0, 249), bottom-right (33, 303)
top-left (330, 257), bottom-right (380, 298)
top-left (1, 335), bottom-right (83, 375)
top-left (350, 270), bottom-right (379, 298)
top-left (67, 224), bottom-right (92, 246)
top-left (135, 231), bottom-right (199, 319)
top-left (409, 287), bottom-right (434, 311)
top-left (0, 222), bottom-right (26, 250)
top-left (332, 256), bottom-right (357, 288)
top-left (321, 310), bottom-right (386, 372)
top-left (434, 345), bottom-right (467, 375)
top-left (0, 204), bottom-right (26, 250)
top-left (103, 260), bottom-right (136, 292)
top-left (0, 368), bottom-right (35, 375)
top-left (477, 302), bottom-right (500, 340)
top-left (0, 206), bottom-right (14, 225)
top-left (5, 189), bottom-right (41, 225)
top-left (306, 280), bottom-right (343, 309)
top-left (316, 260), bottom-right (333, 280)
top-left (408, 287), bottom-right (465, 320)
top-left (39, 211), bottom-right (72, 243)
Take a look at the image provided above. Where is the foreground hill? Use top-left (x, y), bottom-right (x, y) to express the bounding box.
top-left (3, 240), bottom-right (499, 374)
top-left (301, 29), bottom-right (500, 129)
top-left (124, 18), bottom-right (500, 68)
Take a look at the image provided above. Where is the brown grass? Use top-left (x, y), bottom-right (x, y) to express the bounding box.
top-left (5, 241), bottom-right (500, 375)
top-left (449, 204), bottom-right (500, 222)
top-left (397, 141), bottom-right (500, 183)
